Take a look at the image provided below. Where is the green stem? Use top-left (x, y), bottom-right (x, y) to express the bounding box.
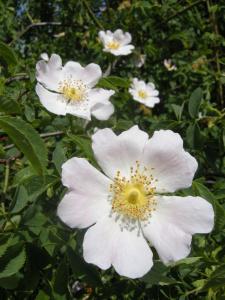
top-left (3, 161), bottom-right (9, 194)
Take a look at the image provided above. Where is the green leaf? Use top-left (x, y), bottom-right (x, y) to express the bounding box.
top-left (171, 103), bottom-right (184, 121)
top-left (11, 185), bottom-right (29, 213)
top-left (98, 76), bottom-right (129, 90)
top-left (35, 290), bottom-right (50, 300)
top-left (141, 261), bottom-right (172, 287)
top-left (0, 246), bottom-right (26, 279)
top-left (186, 122), bottom-right (204, 149)
top-left (0, 116), bottom-right (48, 175)
top-left (69, 135), bottom-right (95, 162)
top-left (52, 142), bottom-right (67, 174)
top-left (0, 41), bottom-right (17, 67)
top-left (172, 257), bottom-right (202, 266)
top-left (0, 274), bottom-right (21, 289)
top-left (202, 264), bottom-right (225, 291)
top-left (192, 181), bottom-right (214, 202)
top-left (188, 87), bottom-right (203, 118)
top-left (0, 236), bottom-right (20, 258)
top-left (67, 247), bottom-right (101, 286)
top-left (22, 175), bottom-right (58, 202)
top-left (214, 202), bottom-right (225, 232)
top-left (53, 257), bottom-right (68, 295)
top-left (0, 96), bottom-right (21, 114)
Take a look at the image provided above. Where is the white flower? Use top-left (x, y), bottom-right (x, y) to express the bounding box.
top-left (164, 59), bottom-right (177, 71)
top-left (57, 126), bottom-right (214, 279)
top-left (35, 54), bottom-right (115, 120)
top-left (129, 78), bottom-right (160, 108)
top-left (98, 29), bottom-right (134, 56)
top-left (134, 54), bottom-right (146, 68)
top-left (40, 53), bottom-right (49, 61)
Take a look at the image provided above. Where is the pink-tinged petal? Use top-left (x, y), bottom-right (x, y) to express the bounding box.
top-left (83, 217), bottom-right (153, 279)
top-left (36, 53), bottom-right (63, 91)
top-left (63, 62), bottom-right (102, 88)
top-left (142, 130), bottom-right (198, 193)
top-left (92, 126), bottom-right (149, 179)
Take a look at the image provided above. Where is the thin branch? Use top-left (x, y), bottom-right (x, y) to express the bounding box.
top-left (164, 0), bottom-right (205, 23)
top-left (6, 74), bottom-right (29, 85)
top-left (3, 130), bottom-right (64, 151)
top-left (82, 0), bottom-right (104, 30)
top-left (9, 21), bottom-right (61, 45)
top-left (40, 131), bottom-right (64, 138)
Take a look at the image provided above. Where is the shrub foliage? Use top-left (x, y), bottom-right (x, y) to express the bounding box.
top-left (0, 0), bottom-right (224, 299)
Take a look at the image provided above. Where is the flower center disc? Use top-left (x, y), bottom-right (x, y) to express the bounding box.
top-left (138, 90), bottom-right (148, 99)
top-left (107, 40), bottom-right (120, 50)
top-left (127, 188), bottom-right (140, 204)
top-left (59, 79), bottom-right (87, 102)
top-left (110, 162), bottom-right (157, 221)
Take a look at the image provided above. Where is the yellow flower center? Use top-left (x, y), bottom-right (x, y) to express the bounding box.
top-left (138, 90), bottom-right (148, 99)
top-left (59, 79), bottom-right (87, 102)
top-left (107, 40), bottom-right (120, 50)
top-left (110, 161), bottom-right (157, 221)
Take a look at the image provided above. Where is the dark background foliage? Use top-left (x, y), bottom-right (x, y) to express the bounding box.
top-left (0, 0), bottom-right (224, 299)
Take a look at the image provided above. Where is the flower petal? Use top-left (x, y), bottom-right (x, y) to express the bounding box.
top-left (83, 217), bottom-right (153, 278)
top-left (144, 97), bottom-right (160, 108)
top-left (91, 102), bottom-right (114, 120)
top-left (57, 190), bottom-right (110, 229)
top-left (61, 157), bottom-right (111, 191)
top-left (35, 83), bottom-right (67, 115)
top-left (142, 195), bottom-right (214, 264)
top-left (63, 62), bottom-right (102, 88)
top-left (98, 30), bottom-right (113, 44)
top-left (114, 29), bottom-right (132, 45)
top-left (57, 157), bottom-right (112, 229)
top-left (155, 195), bottom-right (214, 234)
top-left (142, 130), bottom-right (198, 192)
top-left (88, 88), bottom-right (115, 106)
top-left (89, 88), bottom-right (114, 120)
top-left (36, 83), bottom-right (91, 119)
top-left (36, 54), bottom-right (63, 91)
top-left (92, 126), bottom-right (149, 179)
top-left (107, 45), bottom-right (134, 56)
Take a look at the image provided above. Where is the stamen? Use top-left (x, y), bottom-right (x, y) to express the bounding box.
top-left (106, 40), bottom-right (120, 50)
top-left (110, 161), bottom-right (157, 225)
top-left (138, 90), bottom-right (148, 99)
top-left (58, 78), bottom-right (88, 102)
